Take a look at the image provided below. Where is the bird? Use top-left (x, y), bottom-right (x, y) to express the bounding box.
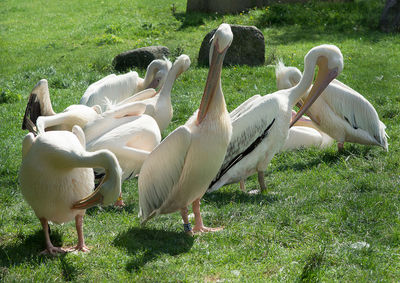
top-left (138, 23), bottom-right (233, 234)
top-left (208, 44), bottom-right (344, 194)
top-left (85, 102), bottom-right (161, 206)
top-left (108, 54), bottom-right (191, 132)
top-left (19, 125), bottom-right (121, 254)
top-left (275, 60), bottom-right (388, 151)
top-left (80, 58), bottom-right (172, 111)
top-left (22, 79), bottom-right (101, 134)
top-left (281, 110), bottom-right (334, 151)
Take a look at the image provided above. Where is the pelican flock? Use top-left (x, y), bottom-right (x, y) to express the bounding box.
top-left (17, 21), bottom-right (389, 255)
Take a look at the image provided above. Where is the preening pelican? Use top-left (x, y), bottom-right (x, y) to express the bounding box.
top-left (80, 58), bottom-right (172, 111)
top-left (138, 24), bottom-right (233, 234)
top-left (281, 110), bottom-right (334, 151)
top-left (208, 44), bottom-right (343, 194)
top-left (22, 79), bottom-right (101, 134)
top-left (111, 55), bottom-right (191, 132)
top-left (19, 126), bottom-right (121, 254)
top-left (275, 61), bottom-right (388, 151)
top-left (85, 102), bottom-right (161, 177)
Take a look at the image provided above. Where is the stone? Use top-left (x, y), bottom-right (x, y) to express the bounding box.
top-left (112, 46), bottom-right (170, 71)
top-left (198, 25), bottom-right (265, 66)
top-left (380, 0), bottom-right (400, 32)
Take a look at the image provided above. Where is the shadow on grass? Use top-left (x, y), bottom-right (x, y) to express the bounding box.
top-left (203, 188), bottom-right (279, 206)
top-left (113, 227), bottom-right (194, 272)
top-left (0, 228), bottom-right (63, 267)
top-left (274, 145), bottom-right (377, 173)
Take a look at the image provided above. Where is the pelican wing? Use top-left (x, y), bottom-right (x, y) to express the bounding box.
top-left (117, 88), bottom-right (157, 105)
top-left (139, 126), bottom-right (191, 220)
top-left (319, 82), bottom-right (387, 146)
top-left (229, 94), bottom-right (261, 121)
top-left (210, 96), bottom-right (278, 190)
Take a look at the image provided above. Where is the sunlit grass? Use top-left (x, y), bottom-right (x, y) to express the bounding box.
top-left (1, 0), bottom-right (400, 281)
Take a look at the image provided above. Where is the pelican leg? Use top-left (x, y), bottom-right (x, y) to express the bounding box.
top-left (180, 206), bottom-right (193, 236)
top-left (68, 214), bottom-right (89, 252)
top-left (114, 192), bottom-right (125, 207)
top-left (192, 198), bottom-right (223, 233)
top-left (257, 171), bottom-right (267, 192)
top-left (337, 142), bottom-right (344, 151)
top-left (239, 179), bottom-right (246, 192)
top-left (39, 218), bottom-right (65, 255)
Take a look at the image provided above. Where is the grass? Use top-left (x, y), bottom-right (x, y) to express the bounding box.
top-left (1, 0), bottom-right (400, 281)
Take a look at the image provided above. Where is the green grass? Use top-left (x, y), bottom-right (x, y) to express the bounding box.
top-left (1, 0), bottom-right (400, 281)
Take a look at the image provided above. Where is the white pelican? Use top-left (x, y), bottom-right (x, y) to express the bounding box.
top-left (22, 79), bottom-right (101, 134)
top-left (34, 101), bottom-right (161, 206)
top-left (275, 61), bottom-right (388, 151)
top-left (80, 58), bottom-right (172, 111)
top-left (85, 102), bottom-right (161, 206)
top-left (138, 24), bottom-right (233, 234)
top-left (19, 126), bottom-right (121, 254)
top-left (110, 55), bottom-right (191, 132)
top-left (208, 44), bottom-right (344, 194)
top-left (281, 110), bottom-right (334, 151)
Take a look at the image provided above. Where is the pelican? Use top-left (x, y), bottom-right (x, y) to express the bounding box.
top-left (109, 54), bottom-right (191, 132)
top-left (19, 126), bottom-right (121, 254)
top-left (80, 58), bottom-right (172, 111)
top-left (35, 101), bottom-right (161, 206)
top-left (138, 24), bottom-right (233, 234)
top-left (281, 110), bottom-right (334, 151)
top-left (208, 44), bottom-right (343, 194)
top-left (22, 79), bottom-right (101, 134)
top-left (85, 102), bottom-right (161, 206)
top-left (275, 61), bottom-right (388, 151)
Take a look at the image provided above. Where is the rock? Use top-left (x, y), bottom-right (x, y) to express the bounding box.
top-left (198, 25), bottom-right (265, 66)
top-left (112, 46), bottom-right (170, 71)
top-left (380, 0), bottom-right (400, 32)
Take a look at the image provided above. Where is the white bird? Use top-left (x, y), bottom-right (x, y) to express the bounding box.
top-left (80, 58), bottom-right (172, 111)
top-left (281, 110), bottom-right (334, 151)
top-left (34, 101), bottom-right (162, 206)
top-left (208, 44), bottom-right (344, 194)
top-left (110, 54), bottom-right (191, 132)
top-left (275, 60), bottom-right (388, 151)
top-left (138, 24), bottom-right (233, 234)
top-left (19, 126), bottom-right (121, 254)
top-left (22, 79), bottom-right (101, 134)
top-left (85, 102), bottom-right (161, 206)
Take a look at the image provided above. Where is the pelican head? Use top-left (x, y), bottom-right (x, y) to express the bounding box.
top-left (173, 54), bottom-right (191, 79)
top-left (197, 23), bottom-right (233, 124)
top-left (275, 60), bottom-right (302, 90)
top-left (146, 58), bottom-right (172, 89)
top-left (291, 44), bottom-right (344, 127)
top-left (22, 79), bottom-right (54, 132)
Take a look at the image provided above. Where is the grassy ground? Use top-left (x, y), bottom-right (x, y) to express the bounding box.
top-left (1, 0), bottom-right (400, 281)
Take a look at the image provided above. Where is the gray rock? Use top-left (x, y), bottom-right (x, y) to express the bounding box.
top-left (380, 0), bottom-right (400, 32)
top-left (198, 25), bottom-right (265, 66)
top-left (113, 46), bottom-right (170, 71)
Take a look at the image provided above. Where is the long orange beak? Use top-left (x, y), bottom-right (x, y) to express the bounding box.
top-left (196, 38), bottom-right (228, 124)
top-left (290, 67), bottom-right (338, 128)
top-left (72, 177), bottom-right (105, 210)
